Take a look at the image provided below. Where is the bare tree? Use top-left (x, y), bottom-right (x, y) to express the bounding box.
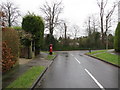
top-left (91, 15), bottom-right (99, 33)
top-left (58, 19), bottom-right (68, 38)
top-left (97, 0), bottom-right (117, 49)
top-left (0, 1), bottom-right (20, 27)
top-left (105, 3), bottom-right (117, 49)
top-left (58, 20), bottom-right (68, 45)
top-left (84, 15), bottom-right (100, 35)
top-left (105, 3), bottom-right (117, 35)
top-left (40, 1), bottom-right (63, 36)
top-left (97, 0), bottom-right (108, 43)
top-left (64, 23), bottom-right (67, 40)
top-left (73, 24), bottom-right (80, 39)
top-left (84, 16), bottom-right (92, 36)
top-left (83, 15), bottom-right (101, 48)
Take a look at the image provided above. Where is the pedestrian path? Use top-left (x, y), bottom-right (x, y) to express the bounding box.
top-left (107, 49), bottom-right (120, 55)
top-left (2, 52), bottom-right (51, 88)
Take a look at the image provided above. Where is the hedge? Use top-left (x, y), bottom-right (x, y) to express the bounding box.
top-left (2, 42), bottom-right (16, 72)
top-left (2, 28), bottom-right (19, 72)
top-left (114, 22), bottom-right (120, 52)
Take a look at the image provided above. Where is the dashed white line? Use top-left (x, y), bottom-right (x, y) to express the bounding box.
top-left (85, 69), bottom-right (105, 90)
top-left (74, 57), bottom-right (81, 64)
top-left (71, 54), bottom-right (81, 64)
top-left (71, 53), bottom-right (104, 89)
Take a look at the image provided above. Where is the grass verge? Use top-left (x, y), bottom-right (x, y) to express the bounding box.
top-left (86, 50), bottom-right (120, 67)
top-left (86, 50), bottom-right (107, 55)
top-left (41, 51), bottom-right (57, 60)
top-left (6, 66), bottom-right (45, 88)
top-left (93, 52), bottom-right (120, 66)
top-left (46, 52), bottom-right (57, 60)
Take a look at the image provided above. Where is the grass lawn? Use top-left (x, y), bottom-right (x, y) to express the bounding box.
top-left (86, 50), bottom-right (107, 55)
top-left (6, 66), bottom-right (45, 88)
top-left (93, 52), bottom-right (120, 66)
top-left (46, 52), bottom-right (56, 60)
top-left (41, 51), bottom-right (57, 60)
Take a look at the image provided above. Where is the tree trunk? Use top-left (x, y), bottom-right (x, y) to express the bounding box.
top-left (35, 39), bottom-right (40, 56)
top-left (64, 23), bottom-right (67, 46)
top-left (101, 17), bottom-right (104, 43)
top-left (35, 47), bottom-right (40, 56)
top-left (8, 7), bottom-right (11, 27)
top-left (105, 19), bottom-right (108, 49)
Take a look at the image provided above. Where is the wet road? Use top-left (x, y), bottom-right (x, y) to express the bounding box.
top-left (36, 51), bottom-right (119, 89)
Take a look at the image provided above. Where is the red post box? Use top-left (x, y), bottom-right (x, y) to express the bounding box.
top-left (49, 44), bottom-right (53, 55)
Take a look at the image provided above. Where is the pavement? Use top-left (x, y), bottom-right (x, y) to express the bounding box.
top-left (35, 51), bottom-right (119, 89)
top-left (2, 52), bottom-right (52, 88)
top-left (107, 49), bottom-right (120, 55)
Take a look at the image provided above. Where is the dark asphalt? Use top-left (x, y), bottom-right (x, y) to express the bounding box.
top-left (36, 51), bottom-right (119, 89)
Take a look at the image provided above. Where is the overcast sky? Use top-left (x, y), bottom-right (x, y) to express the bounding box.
top-left (0, 0), bottom-right (119, 38)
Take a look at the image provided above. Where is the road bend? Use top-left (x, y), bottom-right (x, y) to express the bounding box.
top-left (35, 51), bottom-right (119, 89)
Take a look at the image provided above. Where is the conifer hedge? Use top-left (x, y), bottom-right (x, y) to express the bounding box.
top-left (114, 22), bottom-right (120, 52)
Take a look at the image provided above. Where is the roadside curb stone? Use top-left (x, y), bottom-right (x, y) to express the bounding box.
top-left (2, 52), bottom-right (56, 88)
top-left (85, 53), bottom-right (120, 68)
top-left (31, 52), bottom-right (58, 89)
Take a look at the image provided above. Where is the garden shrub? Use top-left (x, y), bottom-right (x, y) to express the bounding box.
top-left (2, 42), bottom-right (16, 72)
top-left (19, 31), bottom-right (32, 59)
top-left (2, 28), bottom-right (19, 72)
top-left (114, 22), bottom-right (120, 52)
top-left (2, 28), bottom-right (19, 61)
top-left (22, 14), bottom-right (45, 56)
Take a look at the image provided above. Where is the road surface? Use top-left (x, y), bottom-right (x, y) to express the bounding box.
top-left (36, 51), bottom-right (119, 89)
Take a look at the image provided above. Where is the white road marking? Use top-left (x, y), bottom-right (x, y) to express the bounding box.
top-left (74, 57), bottom-right (81, 64)
top-left (85, 69), bottom-right (105, 90)
top-left (71, 54), bottom-right (81, 64)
